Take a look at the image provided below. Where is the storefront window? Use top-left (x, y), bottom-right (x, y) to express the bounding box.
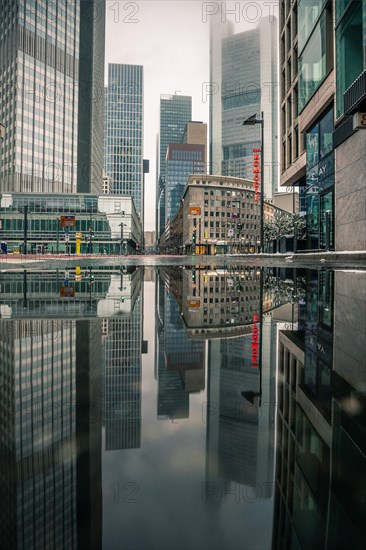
top-left (305, 106), bottom-right (334, 250)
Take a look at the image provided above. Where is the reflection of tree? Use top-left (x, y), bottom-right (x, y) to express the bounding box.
top-left (264, 275), bottom-right (306, 304)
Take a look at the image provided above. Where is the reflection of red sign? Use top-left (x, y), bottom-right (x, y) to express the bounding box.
top-left (188, 298), bottom-right (200, 309)
top-left (189, 206), bottom-right (201, 216)
top-left (251, 313), bottom-right (259, 368)
top-left (60, 215), bottom-right (75, 227)
top-left (252, 148), bottom-right (261, 202)
top-left (60, 286), bottom-right (75, 297)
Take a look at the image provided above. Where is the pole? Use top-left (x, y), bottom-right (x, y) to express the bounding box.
top-left (23, 205), bottom-right (28, 255)
top-left (56, 217), bottom-right (59, 254)
top-left (260, 111), bottom-right (264, 254)
top-left (120, 223), bottom-right (124, 255)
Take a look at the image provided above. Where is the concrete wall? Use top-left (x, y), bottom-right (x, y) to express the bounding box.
top-left (335, 129), bottom-right (366, 251)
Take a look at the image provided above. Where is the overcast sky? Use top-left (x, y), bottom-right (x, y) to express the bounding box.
top-left (105, 1), bottom-right (279, 231)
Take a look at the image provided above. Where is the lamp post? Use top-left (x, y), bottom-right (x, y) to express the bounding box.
top-left (243, 112), bottom-right (264, 253)
top-left (119, 222), bottom-right (127, 255)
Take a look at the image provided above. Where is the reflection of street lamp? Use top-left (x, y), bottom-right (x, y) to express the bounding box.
top-left (243, 112), bottom-right (264, 253)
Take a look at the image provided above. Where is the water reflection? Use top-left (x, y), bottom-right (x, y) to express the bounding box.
top-left (0, 266), bottom-right (364, 549)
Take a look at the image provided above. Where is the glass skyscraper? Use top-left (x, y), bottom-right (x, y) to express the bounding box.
top-left (0, 0), bottom-right (105, 195)
top-left (210, 14), bottom-right (278, 199)
top-left (165, 143), bottom-right (205, 222)
top-left (156, 94), bottom-right (192, 238)
top-left (104, 63), bottom-right (144, 214)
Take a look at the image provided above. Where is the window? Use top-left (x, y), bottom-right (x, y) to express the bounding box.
top-left (298, 13), bottom-right (327, 111)
top-left (336, 1), bottom-right (363, 118)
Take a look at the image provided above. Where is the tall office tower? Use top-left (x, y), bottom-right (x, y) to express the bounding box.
top-left (210, 14), bottom-right (278, 199)
top-left (104, 63), bottom-right (144, 214)
top-left (156, 94), bottom-right (192, 238)
top-left (103, 269), bottom-right (143, 450)
top-left (0, 0), bottom-right (105, 194)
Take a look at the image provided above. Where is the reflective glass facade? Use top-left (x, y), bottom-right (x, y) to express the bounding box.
top-left (0, 0), bottom-right (105, 194)
top-left (336, 0), bottom-right (365, 118)
top-left (165, 144), bottom-right (205, 222)
top-left (210, 16), bottom-right (278, 198)
top-left (0, 192), bottom-right (141, 254)
top-left (104, 64), bottom-right (143, 214)
top-left (305, 106), bottom-right (334, 249)
top-left (298, 0), bottom-right (332, 112)
top-left (157, 94), bottom-right (192, 237)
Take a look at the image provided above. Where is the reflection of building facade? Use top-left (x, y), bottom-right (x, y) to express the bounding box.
top-left (0, 193), bottom-right (141, 254)
top-left (103, 268), bottom-right (143, 450)
top-left (0, 0), bottom-right (105, 195)
top-left (273, 269), bottom-right (366, 549)
top-left (210, 13), bottom-right (278, 197)
top-left (154, 268), bottom-right (206, 421)
top-left (0, 318), bottom-right (103, 549)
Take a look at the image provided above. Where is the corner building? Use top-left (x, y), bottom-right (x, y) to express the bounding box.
top-left (279, 0), bottom-right (366, 252)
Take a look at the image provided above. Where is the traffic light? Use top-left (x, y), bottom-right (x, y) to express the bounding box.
top-left (236, 281), bottom-right (242, 291)
top-left (192, 230), bottom-right (196, 243)
top-left (192, 268), bottom-right (196, 284)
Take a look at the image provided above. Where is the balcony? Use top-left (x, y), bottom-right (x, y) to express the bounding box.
top-left (344, 70), bottom-right (366, 115)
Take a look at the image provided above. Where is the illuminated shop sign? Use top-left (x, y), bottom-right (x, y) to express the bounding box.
top-left (252, 148), bottom-right (261, 202)
top-left (251, 313), bottom-right (259, 368)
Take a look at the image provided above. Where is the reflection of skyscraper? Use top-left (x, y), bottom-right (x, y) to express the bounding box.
top-left (0, 318), bottom-right (103, 549)
top-left (103, 269), bottom-right (143, 450)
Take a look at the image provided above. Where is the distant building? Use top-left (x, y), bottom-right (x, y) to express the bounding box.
top-left (0, 193), bottom-right (142, 254)
top-left (210, 13), bottom-right (278, 198)
top-left (0, 0), bottom-right (105, 194)
top-left (165, 143), bottom-right (206, 223)
top-left (272, 192), bottom-right (299, 214)
top-left (104, 64), bottom-right (144, 214)
top-left (156, 94), bottom-right (192, 239)
top-left (102, 173), bottom-right (112, 194)
top-left (160, 175), bottom-right (289, 255)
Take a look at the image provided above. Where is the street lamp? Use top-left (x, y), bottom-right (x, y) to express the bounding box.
top-left (243, 112), bottom-right (264, 253)
top-left (119, 222), bottom-right (127, 255)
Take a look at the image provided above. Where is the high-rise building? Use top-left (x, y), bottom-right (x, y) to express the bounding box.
top-left (210, 14), bottom-right (278, 199)
top-left (156, 94), bottom-right (192, 238)
top-left (279, 1), bottom-right (366, 252)
top-left (165, 142), bottom-right (206, 223)
top-left (104, 63), bottom-right (144, 214)
top-left (0, 0), bottom-right (105, 195)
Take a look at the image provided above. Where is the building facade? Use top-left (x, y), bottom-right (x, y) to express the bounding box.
top-left (156, 94), bottom-right (192, 239)
top-left (0, 192), bottom-right (142, 254)
top-left (165, 143), bottom-right (206, 223)
top-left (0, 0), bottom-right (105, 195)
top-left (161, 175), bottom-right (289, 255)
top-left (104, 64), bottom-right (144, 214)
top-left (279, 0), bottom-right (366, 252)
top-left (210, 13), bottom-right (278, 198)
